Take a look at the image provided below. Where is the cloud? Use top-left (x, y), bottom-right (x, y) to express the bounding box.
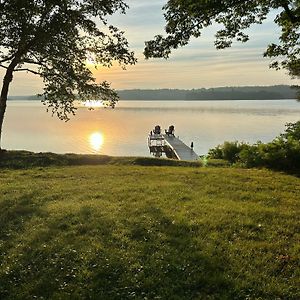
top-left (3, 1), bottom-right (295, 95)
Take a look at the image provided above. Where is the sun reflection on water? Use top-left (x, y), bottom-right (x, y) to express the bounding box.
top-left (89, 132), bottom-right (104, 152)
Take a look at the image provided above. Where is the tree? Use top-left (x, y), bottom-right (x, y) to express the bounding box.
top-left (0, 0), bottom-right (136, 149)
top-left (144, 0), bottom-right (300, 79)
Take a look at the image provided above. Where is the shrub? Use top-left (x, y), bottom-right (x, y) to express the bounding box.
top-left (208, 121), bottom-right (300, 172)
top-left (238, 143), bottom-right (263, 168)
top-left (208, 141), bottom-right (248, 163)
top-left (281, 121), bottom-right (300, 140)
top-left (208, 146), bottom-right (223, 160)
top-left (221, 141), bottom-right (240, 163)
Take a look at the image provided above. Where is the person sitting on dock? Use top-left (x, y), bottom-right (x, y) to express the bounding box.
top-left (153, 125), bottom-right (161, 135)
top-left (165, 125), bottom-right (175, 136)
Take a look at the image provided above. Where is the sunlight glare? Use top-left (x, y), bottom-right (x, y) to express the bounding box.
top-left (84, 100), bottom-right (104, 108)
top-left (89, 132), bottom-right (104, 152)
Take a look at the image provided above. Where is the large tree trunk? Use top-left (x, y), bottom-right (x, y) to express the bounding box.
top-left (0, 61), bottom-right (18, 150)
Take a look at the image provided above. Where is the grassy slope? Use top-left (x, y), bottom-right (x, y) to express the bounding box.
top-left (0, 163), bottom-right (299, 299)
top-left (0, 150), bottom-right (202, 169)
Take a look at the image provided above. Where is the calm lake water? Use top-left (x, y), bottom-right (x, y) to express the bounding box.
top-left (3, 100), bottom-right (300, 157)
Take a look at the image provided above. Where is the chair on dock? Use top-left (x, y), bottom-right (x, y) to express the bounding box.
top-left (153, 125), bottom-right (161, 135)
top-left (165, 125), bottom-right (175, 136)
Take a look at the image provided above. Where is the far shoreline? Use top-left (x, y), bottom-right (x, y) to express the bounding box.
top-left (7, 98), bottom-right (299, 101)
top-left (8, 85), bottom-right (299, 101)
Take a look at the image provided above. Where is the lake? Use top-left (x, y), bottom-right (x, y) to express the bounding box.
top-left (3, 100), bottom-right (300, 157)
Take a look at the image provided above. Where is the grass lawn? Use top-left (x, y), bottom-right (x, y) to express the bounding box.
top-left (0, 157), bottom-right (299, 299)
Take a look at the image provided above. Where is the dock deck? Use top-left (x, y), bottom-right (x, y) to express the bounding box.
top-left (163, 134), bottom-right (199, 161)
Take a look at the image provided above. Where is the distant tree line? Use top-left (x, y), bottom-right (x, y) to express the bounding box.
top-left (8, 85), bottom-right (298, 101)
top-left (117, 85), bottom-right (297, 100)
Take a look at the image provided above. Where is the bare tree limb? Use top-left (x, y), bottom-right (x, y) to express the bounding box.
top-left (14, 68), bottom-right (41, 75)
top-left (23, 58), bottom-right (47, 67)
top-left (0, 54), bottom-right (15, 63)
top-left (0, 63), bottom-right (8, 69)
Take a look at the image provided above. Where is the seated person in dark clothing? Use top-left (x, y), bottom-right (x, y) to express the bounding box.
top-left (153, 125), bottom-right (161, 134)
top-left (165, 125), bottom-right (175, 136)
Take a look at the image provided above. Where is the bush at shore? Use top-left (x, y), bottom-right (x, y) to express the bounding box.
top-left (208, 121), bottom-right (300, 172)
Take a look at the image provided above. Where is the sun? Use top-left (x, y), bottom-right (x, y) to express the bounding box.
top-left (89, 132), bottom-right (104, 152)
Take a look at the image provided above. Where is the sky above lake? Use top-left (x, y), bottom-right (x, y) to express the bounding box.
top-left (5, 0), bottom-right (297, 95)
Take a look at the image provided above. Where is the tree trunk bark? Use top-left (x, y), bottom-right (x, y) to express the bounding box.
top-left (0, 60), bottom-right (19, 150)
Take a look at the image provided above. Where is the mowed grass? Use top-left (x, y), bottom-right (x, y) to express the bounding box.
top-left (0, 165), bottom-right (299, 299)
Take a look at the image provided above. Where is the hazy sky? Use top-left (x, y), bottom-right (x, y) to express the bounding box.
top-left (4, 0), bottom-right (297, 95)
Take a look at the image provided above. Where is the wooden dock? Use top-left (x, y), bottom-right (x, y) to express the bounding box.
top-left (163, 134), bottom-right (199, 161)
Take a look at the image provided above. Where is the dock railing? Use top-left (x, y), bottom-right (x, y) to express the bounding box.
top-left (148, 133), bottom-right (199, 161)
top-left (148, 135), bottom-right (166, 148)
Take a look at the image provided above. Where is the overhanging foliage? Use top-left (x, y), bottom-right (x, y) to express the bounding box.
top-left (0, 0), bottom-right (136, 120)
top-left (145, 0), bottom-right (300, 79)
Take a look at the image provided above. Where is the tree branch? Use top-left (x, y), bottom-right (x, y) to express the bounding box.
top-left (24, 51), bottom-right (50, 67)
top-left (23, 58), bottom-right (44, 66)
top-left (23, 57), bottom-right (51, 73)
top-left (0, 54), bottom-right (15, 63)
top-left (281, 2), bottom-right (300, 23)
top-left (0, 64), bottom-right (8, 69)
top-left (14, 68), bottom-right (41, 75)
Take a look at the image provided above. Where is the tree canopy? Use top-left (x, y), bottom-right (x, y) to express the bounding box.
top-left (144, 0), bottom-right (300, 78)
top-left (0, 0), bottom-right (136, 121)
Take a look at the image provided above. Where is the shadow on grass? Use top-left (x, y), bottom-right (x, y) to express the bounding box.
top-left (0, 192), bottom-right (44, 241)
top-left (121, 206), bottom-right (236, 299)
top-left (0, 150), bottom-right (201, 169)
top-left (1, 205), bottom-right (238, 299)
